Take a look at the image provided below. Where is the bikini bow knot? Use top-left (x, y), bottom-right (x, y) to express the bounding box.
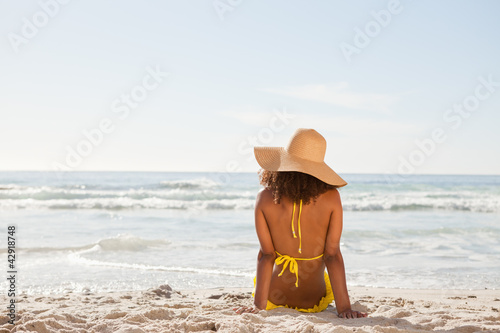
top-left (275, 254), bottom-right (300, 287)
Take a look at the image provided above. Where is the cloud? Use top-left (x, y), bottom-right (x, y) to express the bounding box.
top-left (219, 106), bottom-right (293, 128)
top-left (220, 107), bottom-right (270, 127)
top-left (221, 106), bottom-right (422, 138)
top-left (263, 82), bottom-right (399, 113)
top-left (296, 115), bottom-right (422, 137)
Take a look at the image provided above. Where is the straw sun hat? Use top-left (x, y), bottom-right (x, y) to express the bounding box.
top-left (253, 128), bottom-right (347, 187)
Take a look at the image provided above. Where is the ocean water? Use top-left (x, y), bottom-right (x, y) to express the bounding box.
top-left (0, 171), bottom-right (499, 295)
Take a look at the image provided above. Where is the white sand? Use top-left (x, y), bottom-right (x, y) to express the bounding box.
top-left (1, 285), bottom-right (499, 332)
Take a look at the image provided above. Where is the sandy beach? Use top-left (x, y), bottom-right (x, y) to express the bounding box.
top-left (2, 285), bottom-right (499, 333)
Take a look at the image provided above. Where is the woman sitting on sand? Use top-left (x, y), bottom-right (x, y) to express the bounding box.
top-left (235, 128), bottom-right (366, 318)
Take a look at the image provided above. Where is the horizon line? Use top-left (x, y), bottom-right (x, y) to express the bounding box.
top-left (0, 170), bottom-right (499, 177)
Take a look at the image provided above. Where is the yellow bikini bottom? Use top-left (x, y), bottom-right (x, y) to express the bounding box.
top-left (252, 272), bottom-right (334, 313)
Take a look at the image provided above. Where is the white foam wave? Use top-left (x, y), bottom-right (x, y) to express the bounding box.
top-left (0, 197), bottom-right (255, 210)
top-left (0, 185), bottom-right (499, 212)
top-left (0, 244), bottom-right (95, 254)
top-left (96, 234), bottom-right (170, 251)
top-left (342, 191), bottom-right (500, 213)
top-left (1, 234), bottom-right (170, 254)
top-left (68, 251), bottom-right (253, 277)
top-left (0, 184), bottom-right (17, 190)
top-left (159, 178), bottom-right (218, 189)
top-left (0, 184), bottom-right (255, 211)
top-left (1, 195), bottom-right (496, 212)
top-left (0, 186), bottom-right (252, 199)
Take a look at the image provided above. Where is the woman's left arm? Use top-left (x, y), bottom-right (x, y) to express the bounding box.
top-left (253, 208), bottom-right (276, 309)
top-left (235, 190), bottom-right (276, 314)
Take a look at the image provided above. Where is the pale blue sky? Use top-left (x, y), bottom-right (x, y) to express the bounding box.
top-left (1, 0), bottom-right (499, 174)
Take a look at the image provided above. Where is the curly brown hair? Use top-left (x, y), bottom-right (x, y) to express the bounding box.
top-left (258, 169), bottom-right (339, 205)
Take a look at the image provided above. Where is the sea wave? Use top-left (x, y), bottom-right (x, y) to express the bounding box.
top-left (343, 226), bottom-right (500, 240)
top-left (0, 195), bottom-right (498, 212)
top-left (0, 186), bottom-right (253, 201)
top-left (0, 182), bottom-right (499, 212)
top-left (68, 253), bottom-right (254, 277)
top-left (159, 178), bottom-right (219, 189)
top-left (4, 234), bottom-right (259, 256)
top-left (341, 191), bottom-right (500, 213)
top-left (96, 234), bottom-right (170, 251)
top-left (0, 197), bottom-right (255, 210)
top-left (0, 234), bottom-right (171, 254)
top-left (67, 241), bottom-right (253, 277)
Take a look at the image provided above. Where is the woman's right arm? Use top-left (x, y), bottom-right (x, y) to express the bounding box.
top-left (324, 190), bottom-right (366, 319)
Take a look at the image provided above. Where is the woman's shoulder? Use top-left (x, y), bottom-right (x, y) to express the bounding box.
top-left (256, 187), bottom-right (273, 200)
top-left (317, 188), bottom-right (341, 206)
top-left (255, 188), bottom-right (275, 207)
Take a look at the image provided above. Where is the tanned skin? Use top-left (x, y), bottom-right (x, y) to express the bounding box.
top-left (234, 188), bottom-right (367, 318)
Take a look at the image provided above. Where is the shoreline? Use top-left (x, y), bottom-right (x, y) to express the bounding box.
top-left (2, 286), bottom-right (499, 332)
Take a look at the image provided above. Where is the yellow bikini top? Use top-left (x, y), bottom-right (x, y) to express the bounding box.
top-left (275, 199), bottom-right (323, 287)
top-left (291, 199), bottom-right (303, 253)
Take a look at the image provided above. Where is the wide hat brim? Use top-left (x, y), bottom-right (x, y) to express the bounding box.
top-left (254, 146), bottom-right (347, 187)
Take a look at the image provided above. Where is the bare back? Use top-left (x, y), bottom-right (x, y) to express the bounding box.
top-left (256, 187), bottom-right (342, 309)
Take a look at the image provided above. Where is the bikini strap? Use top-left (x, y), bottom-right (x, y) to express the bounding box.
top-left (297, 199), bottom-right (302, 254)
top-left (291, 201), bottom-right (297, 238)
top-left (291, 200), bottom-right (303, 253)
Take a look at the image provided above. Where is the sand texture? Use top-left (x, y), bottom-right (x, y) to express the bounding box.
top-left (1, 285), bottom-right (499, 332)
